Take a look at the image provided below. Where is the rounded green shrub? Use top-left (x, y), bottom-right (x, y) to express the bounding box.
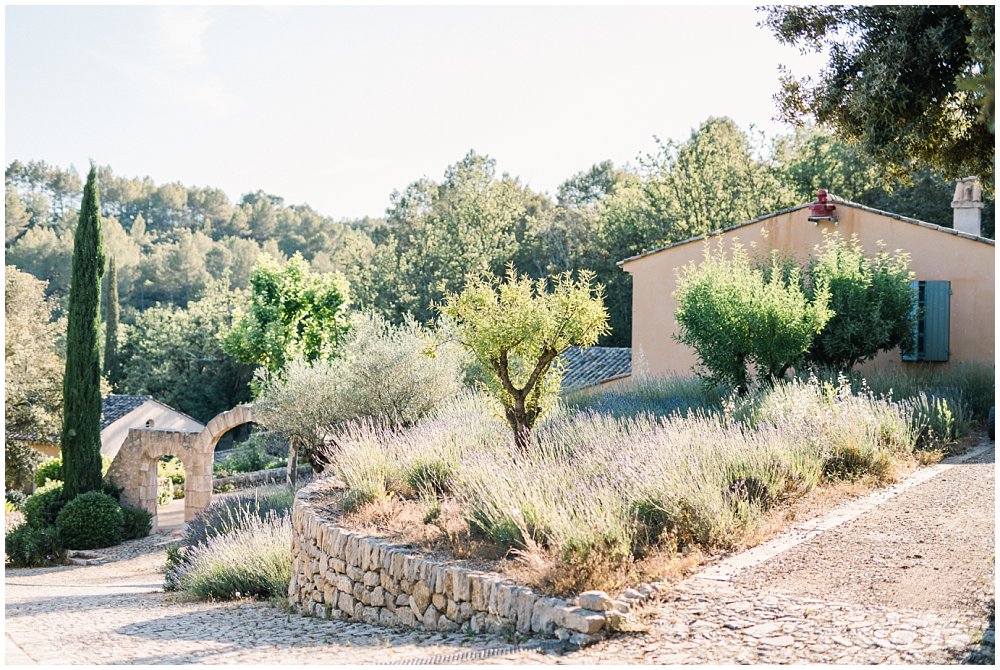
top-left (55, 492), bottom-right (124, 549)
top-left (34, 457), bottom-right (63, 488)
top-left (23, 481), bottom-right (67, 527)
top-left (5, 522), bottom-right (63, 567)
top-left (121, 506), bottom-right (153, 540)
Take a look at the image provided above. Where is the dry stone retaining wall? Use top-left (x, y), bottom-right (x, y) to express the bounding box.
top-left (289, 479), bottom-right (654, 646)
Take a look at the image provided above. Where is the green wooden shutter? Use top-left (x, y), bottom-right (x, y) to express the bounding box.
top-left (921, 281), bottom-right (951, 361)
top-left (902, 281), bottom-right (921, 362)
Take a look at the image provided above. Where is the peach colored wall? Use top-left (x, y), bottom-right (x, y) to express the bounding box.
top-left (622, 205), bottom-right (995, 378)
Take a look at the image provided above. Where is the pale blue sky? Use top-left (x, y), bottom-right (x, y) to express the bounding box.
top-left (6, 5), bottom-right (825, 219)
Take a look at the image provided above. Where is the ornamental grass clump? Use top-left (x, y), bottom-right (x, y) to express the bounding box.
top-left (171, 511), bottom-right (291, 601)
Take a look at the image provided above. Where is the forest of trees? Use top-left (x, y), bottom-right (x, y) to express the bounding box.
top-left (5, 119), bottom-right (995, 423)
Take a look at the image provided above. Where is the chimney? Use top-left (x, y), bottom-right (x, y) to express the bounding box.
top-left (951, 177), bottom-right (983, 236)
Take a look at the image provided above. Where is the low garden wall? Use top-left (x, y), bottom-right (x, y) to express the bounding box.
top-left (289, 479), bottom-right (656, 646)
top-left (213, 464), bottom-right (313, 491)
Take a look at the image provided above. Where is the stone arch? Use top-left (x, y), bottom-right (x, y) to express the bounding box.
top-left (106, 405), bottom-right (257, 527)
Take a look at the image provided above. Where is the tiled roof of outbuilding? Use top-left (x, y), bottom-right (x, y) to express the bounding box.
top-left (7, 395), bottom-right (153, 444)
top-left (100, 395), bottom-right (152, 430)
top-left (560, 346), bottom-right (632, 391)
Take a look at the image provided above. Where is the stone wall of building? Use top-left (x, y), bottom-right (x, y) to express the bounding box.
top-left (289, 479), bottom-right (650, 647)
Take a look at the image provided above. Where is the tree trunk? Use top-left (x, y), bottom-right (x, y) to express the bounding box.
top-left (505, 406), bottom-right (533, 454)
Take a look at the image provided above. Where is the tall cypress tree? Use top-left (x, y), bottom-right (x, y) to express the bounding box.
top-left (103, 255), bottom-right (120, 388)
top-left (62, 166), bottom-right (106, 498)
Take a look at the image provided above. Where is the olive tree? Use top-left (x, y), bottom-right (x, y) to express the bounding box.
top-left (806, 233), bottom-right (915, 370)
top-left (254, 312), bottom-right (468, 483)
top-left (441, 266), bottom-right (610, 452)
top-left (675, 243), bottom-right (832, 392)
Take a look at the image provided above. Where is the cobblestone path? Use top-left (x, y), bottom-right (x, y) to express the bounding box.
top-left (4, 442), bottom-right (994, 665)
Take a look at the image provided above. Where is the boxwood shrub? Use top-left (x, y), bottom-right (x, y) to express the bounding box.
top-left (55, 492), bottom-right (124, 549)
top-left (122, 505), bottom-right (153, 541)
top-left (23, 480), bottom-right (67, 527)
top-left (5, 522), bottom-right (64, 567)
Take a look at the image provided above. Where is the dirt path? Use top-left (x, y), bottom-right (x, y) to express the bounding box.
top-left (4, 442), bottom-right (994, 665)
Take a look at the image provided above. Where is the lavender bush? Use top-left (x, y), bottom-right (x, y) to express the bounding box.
top-left (164, 486), bottom-right (296, 597)
top-left (181, 487), bottom-right (295, 548)
top-left (326, 376), bottom-right (919, 569)
top-left (168, 510), bottom-right (291, 600)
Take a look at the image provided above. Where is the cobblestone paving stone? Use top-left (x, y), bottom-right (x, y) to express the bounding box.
top-left (5, 442), bottom-right (993, 665)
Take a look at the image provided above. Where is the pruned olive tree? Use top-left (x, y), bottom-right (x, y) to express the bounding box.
top-left (440, 266), bottom-right (610, 452)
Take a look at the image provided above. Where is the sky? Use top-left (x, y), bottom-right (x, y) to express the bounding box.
top-left (5, 5), bottom-right (827, 219)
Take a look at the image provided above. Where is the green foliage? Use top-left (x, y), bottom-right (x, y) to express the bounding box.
top-left (404, 458), bottom-right (455, 496)
top-left (61, 166), bottom-right (106, 499)
top-left (157, 478), bottom-right (174, 506)
top-left (222, 253), bottom-right (350, 374)
top-left (906, 392), bottom-right (972, 450)
top-left (214, 439), bottom-right (285, 477)
top-left (254, 312), bottom-right (467, 476)
top-left (335, 312), bottom-right (470, 427)
top-left (34, 457), bottom-right (63, 488)
top-left (103, 255), bottom-right (121, 387)
top-left (764, 5), bottom-right (995, 185)
top-left (23, 480), bottom-right (67, 527)
top-left (5, 267), bottom-right (64, 491)
top-left (157, 456), bottom-right (185, 486)
top-left (441, 266), bottom-right (610, 450)
top-left (640, 118), bottom-right (795, 241)
top-left (117, 280), bottom-right (255, 422)
top-left (55, 491), bottom-right (124, 549)
top-left (5, 522), bottom-right (63, 567)
top-left (806, 233), bottom-right (916, 369)
top-left (121, 505), bottom-right (152, 541)
top-left (674, 243), bottom-right (832, 391)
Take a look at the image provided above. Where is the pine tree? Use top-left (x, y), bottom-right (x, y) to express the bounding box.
top-left (103, 255), bottom-right (120, 388)
top-left (61, 166), bottom-right (106, 498)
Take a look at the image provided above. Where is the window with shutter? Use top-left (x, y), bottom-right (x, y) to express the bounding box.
top-left (902, 280), bottom-right (951, 362)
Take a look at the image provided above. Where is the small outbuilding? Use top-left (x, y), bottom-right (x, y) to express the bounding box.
top-left (26, 395), bottom-right (205, 462)
top-left (618, 181), bottom-right (995, 378)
